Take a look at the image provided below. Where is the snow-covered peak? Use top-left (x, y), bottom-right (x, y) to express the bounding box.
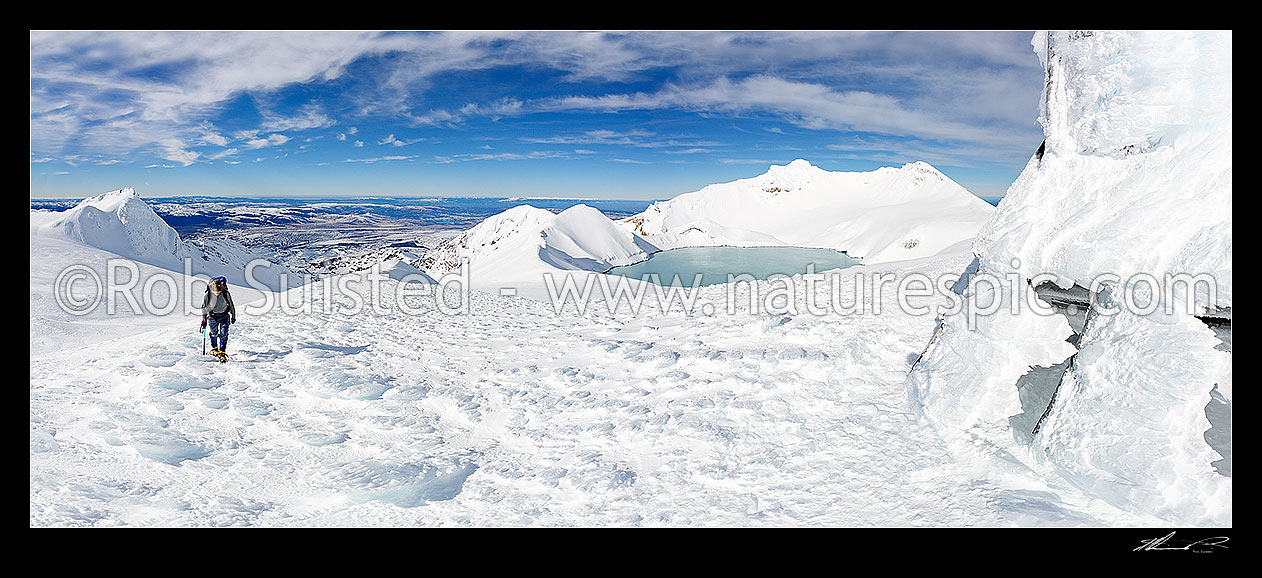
top-left (758, 158), bottom-right (822, 190)
top-left (36, 187), bottom-right (295, 290)
top-left (749, 159), bottom-right (950, 195)
top-left (539, 204), bottom-right (652, 271)
top-left (419, 204), bottom-right (555, 276)
top-left (900, 161), bottom-right (947, 179)
top-left (73, 186), bottom-right (141, 212)
top-left (622, 159), bottom-right (992, 263)
top-left (472, 204), bottom-right (558, 243)
top-left (44, 187), bottom-right (183, 269)
top-left (421, 203), bottom-right (651, 289)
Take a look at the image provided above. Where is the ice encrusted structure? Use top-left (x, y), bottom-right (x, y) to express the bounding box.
top-left (907, 31), bottom-right (1231, 525)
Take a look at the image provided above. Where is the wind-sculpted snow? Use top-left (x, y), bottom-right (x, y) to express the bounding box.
top-left (538, 204), bottom-right (655, 271)
top-left (31, 249), bottom-right (1162, 526)
top-left (43, 188), bottom-right (183, 270)
top-left (34, 188), bottom-right (296, 291)
top-left (909, 30), bottom-right (1232, 526)
top-left (620, 159), bottom-right (995, 264)
top-left (422, 204), bottom-right (651, 292)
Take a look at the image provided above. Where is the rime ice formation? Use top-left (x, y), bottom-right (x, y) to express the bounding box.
top-left (908, 30), bottom-right (1232, 526)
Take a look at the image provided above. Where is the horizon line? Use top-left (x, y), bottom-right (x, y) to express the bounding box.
top-left (29, 191), bottom-right (1006, 202)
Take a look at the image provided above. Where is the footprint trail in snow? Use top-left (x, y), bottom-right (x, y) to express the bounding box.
top-left (30, 254), bottom-right (1159, 527)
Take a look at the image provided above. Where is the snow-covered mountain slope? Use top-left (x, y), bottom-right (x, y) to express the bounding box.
top-left (33, 188), bottom-right (296, 291)
top-left (29, 213), bottom-right (269, 356)
top-left (310, 248), bottom-right (434, 281)
top-left (420, 160), bottom-right (992, 294)
top-left (31, 235), bottom-right (1168, 526)
top-left (908, 30), bottom-right (1232, 526)
top-left (420, 204), bottom-right (651, 293)
top-left (376, 255), bottom-right (436, 283)
top-left (621, 159), bottom-right (995, 263)
top-left (41, 187), bottom-right (183, 268)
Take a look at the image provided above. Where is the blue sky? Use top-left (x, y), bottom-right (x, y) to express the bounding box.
top-left (30, 30), bottom-right (1046, 200)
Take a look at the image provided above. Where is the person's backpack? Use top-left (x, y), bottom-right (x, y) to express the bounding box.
top-left (206, 276), bottom-right (232, 314)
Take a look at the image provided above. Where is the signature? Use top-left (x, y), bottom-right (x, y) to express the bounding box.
top-left (1135, 531), bottom-right (1229, 552)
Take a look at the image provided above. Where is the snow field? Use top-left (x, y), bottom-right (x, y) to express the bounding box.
top-left (31, 250), bottom-right (1160, 526)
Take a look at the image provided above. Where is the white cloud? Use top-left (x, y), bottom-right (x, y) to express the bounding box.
top-left (518, 129), bottom-right (720, 153)
top-left (824, 133), bottom-right (1037, 169)
top-left (405, 69), bottom-right (1035, 158)
top-left (158, 138), bottom-right (200, 166)
top-left (29, 31), bottom-right (402, 164)
top-left (344, 155), bottom-right (418, 163)
top-left (29, 30), bottom-right (1042, 170)
top-left (31, 31), bottom-right (383, 122)
top-left (200, 130), bottom-right (230, 147)
top-left (260, 105), bottom-right (335, 133)
top-left (243, 134), bottom-right (291, 149)
top-left (208, 148), bottom-right (239, 161)
top-left (458, 98), bottom-right (523, 119)
top-left (525, 75), bottom-right (1035, 155)
top-left (379, 134), bottom-right (423, 147)
top-left (718, 158), bottom-right (786, 165)
top-left (404, 109), bottom-right (460, 127)
top-left (431, 150), bottom-right (568, 163)
top-left (524, 129), bottom-right (654, 146)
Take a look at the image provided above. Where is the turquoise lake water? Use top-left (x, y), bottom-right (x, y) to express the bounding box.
top-left (606, 246), bottom-right (861, 287)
